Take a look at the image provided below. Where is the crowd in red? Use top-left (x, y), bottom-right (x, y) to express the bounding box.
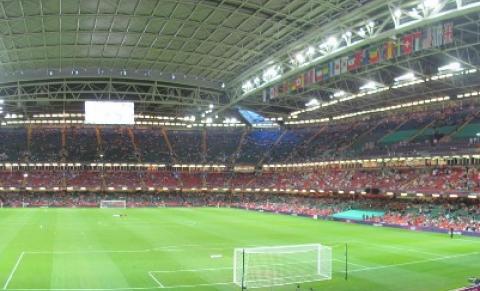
top-left (1, 167), bottom-right (478, 194)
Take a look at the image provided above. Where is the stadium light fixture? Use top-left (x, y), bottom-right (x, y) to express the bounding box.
top-left (423, 0), bottom-right (439, 9)
top-left (326, 36), bottom-right (337, 47)
top-left (359, 81), bottom-right (379, 91)
top-left (438, 62), bottom-right (462, 72)
top-left (295, 53), bottom-right (305, 64)
top-left (333, 90), bottom-right (346, 98)
top-left (242, 80), bottom-right (253, 92)
top-left (342, 31), bottom-right (352, 45)
top-left (394, 72), bottom-right (416, 83)
top-left (306, 46), bottom-right (315, 57)
top-left (357, 27), bottom-right (367, 38)
top-left (394, 8), bottom-right (402, 18)
top-left (263, 65), bottom-right (280, 82)
top-left (408, 8), bottom-right (421, 19)
top-left (305, 98), bottom-right (320, 107)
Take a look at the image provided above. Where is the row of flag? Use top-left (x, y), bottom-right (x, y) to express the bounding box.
top-left (263, 22), bottom-right (454, 101)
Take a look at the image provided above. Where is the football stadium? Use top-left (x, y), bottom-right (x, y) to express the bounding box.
top-left (1, 0), bottom-right (480, 290)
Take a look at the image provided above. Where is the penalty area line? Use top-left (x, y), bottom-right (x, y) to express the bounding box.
top-left (147, 272), bottom-right (165, 288)
top-left (3, 252), bottom-right (25, 290)
top-left (341, 251), bottom-right (480, 274)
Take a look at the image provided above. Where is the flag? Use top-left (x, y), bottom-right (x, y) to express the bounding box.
top-left (328, 62), bottom-right (335, 78)
top-left (289, 78), bottom-right (297, 92)
top-left (304, 68), bottom-right (316, 86)
top-left (422, 27), bottom-right (432, 49)
top-left (396, 40), bottom-right (402, 57)
top-left (269, 86), bottom-right (278, 99)
top-left (295, 74), bottom-right (304, 90)
top-left (315, 66), bottom-right (324, 82)
top-left (290, 75), bottom-right (304, 92)
top-left (402, 33), bottom-right (414, 55)
top-left (413, 31), bottom-right (422, 52)
top-left (369, 47), bottom-right (379, 64)
top-left (385, 41), bottom-right (395, 60)
top-left (334, 59), bottom-right (341, 75)
top-left (280, 81), bottom-right (289, 94)
top-left (323, 64), bottom-right (331, 80)
top-left (355, 50), bottom-right (364, 67)
top-left (362, 49), bottom-right (369, 65)
top-left (432, 24), bottom-right (443, 47)
top-left (262, 90), bottom-right (267, 103)
top-left (347, 54), bottom-right (357, 71)
top-left (340, 56), bottom-right (348, 73)
top-left (443, 22), bottom-right (454, 44)
top-left (378, 44), bottom-right (385, 62)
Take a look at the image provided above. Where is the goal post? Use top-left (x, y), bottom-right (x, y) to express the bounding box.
top-left (233, 244), bottom-right (332, 289)
top-left (100, 200), bottom-right (126, 209)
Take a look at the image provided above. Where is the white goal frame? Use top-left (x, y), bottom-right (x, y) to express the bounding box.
top-left (100, 200), bottom-right (127, 209)
top-left (233, 244), bottom-right (332, 289)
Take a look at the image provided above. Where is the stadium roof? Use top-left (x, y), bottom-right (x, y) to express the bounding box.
top-left (0, 0), bottom-right (479, 118)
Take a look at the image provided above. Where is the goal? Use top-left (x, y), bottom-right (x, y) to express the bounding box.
top-left (100, 200), bottom-right (126, 209)
top-left (233, 244), bottom-right (332, 289)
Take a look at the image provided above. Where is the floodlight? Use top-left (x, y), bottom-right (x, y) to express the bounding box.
top-left (0, 99), bottom-right (3, 104)
top-left (263, 66), bottom-right (280, 81)
top-left (295, 53), bottom-right (305, 64)
top-left (424, 0), bottom-right (439, 9)
top-left (305, 98), bottom-right (320, 107)
top-left (360, 81), bottom-right (378, 91)
top-left (221, 82), bottom-right (225, 88)
top-left (438, 62), bottom-right (462, 72)
top-left (333, 90), bottom-right (346, 98)
top-left (242, 80), bottom-right (253, 92)
top-left (306, 46), bottom-right (315, 57)
top-left (358, 27), bottom-right (367, 38)
top-left (326, 36), bottom-right (337, 47)
top-left (394, 8), bottom-right (402, 18)
top-left (171, 74), bottom-right (176, 80)
top-left (394, 72), bottom-right (416, 82)
top-left (209, 104), bottom-right (214, 109)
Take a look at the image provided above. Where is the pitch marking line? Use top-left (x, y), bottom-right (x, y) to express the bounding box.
top-left (342, 251), bottom-right (480, 274)
top-left (3, 252), bottom-right (25, 290)
top-left (147, 272), bottom-right (164, 288)
top-left (148, 269), bottom-right (234, 289)
top-left (332, 258), bottom-right (369, 269)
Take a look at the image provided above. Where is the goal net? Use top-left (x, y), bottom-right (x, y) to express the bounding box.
top-left (100, 200), bottom-right (126, 209)
top-left (233, 244), bottom-right (332, 289)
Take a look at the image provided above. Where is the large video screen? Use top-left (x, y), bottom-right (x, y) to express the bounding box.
top-left (84, 101), bottom-right (134, 125)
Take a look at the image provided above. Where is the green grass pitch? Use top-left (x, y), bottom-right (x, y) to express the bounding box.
top-left (0, 207), bottom-right (479, 291)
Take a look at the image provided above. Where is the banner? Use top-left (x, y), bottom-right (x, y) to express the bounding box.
top-left (402, 33), bottom-right (414, 55)
top-left (304, 69), bottom-right (316, 86)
